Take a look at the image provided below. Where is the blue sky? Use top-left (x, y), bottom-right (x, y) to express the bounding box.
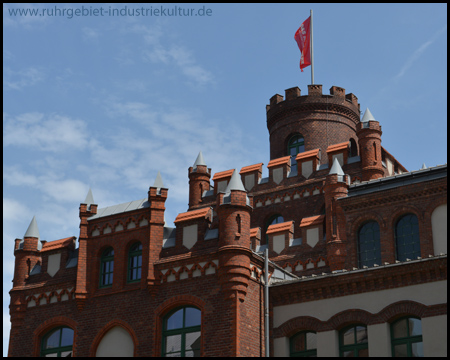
top-left (3, 3), bottom-right (447, 354)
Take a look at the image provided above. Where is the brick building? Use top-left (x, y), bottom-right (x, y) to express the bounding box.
top-left (8, 84), bottom-right (447, 357)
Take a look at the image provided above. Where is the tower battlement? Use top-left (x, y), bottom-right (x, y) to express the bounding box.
top-left (266, 85), bottom-right (361, 163)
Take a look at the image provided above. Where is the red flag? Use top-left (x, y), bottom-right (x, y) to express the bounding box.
top-left (294, 17), bottom-right (311, 72)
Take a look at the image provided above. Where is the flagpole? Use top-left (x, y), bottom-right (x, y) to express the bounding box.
top-left (310, 9), bottom-right (314, 84)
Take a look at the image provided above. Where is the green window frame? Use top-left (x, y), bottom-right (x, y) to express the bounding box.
top-left (128, 242), bottom-right (142, 283)
top-left (391, 317), bottom-right (423, 357)
top-left (339, 324), bottom-right (368, 357)
top-left (100, 247), bottom-right (114, 288)
top-left (290, 331), bottom-right (317, 357)
top-left (162, 306), bottom-right (201, 357)
top-left (358, 221), bottom-right (381, 268)
top-left (395, 214), bottom-right (421, 261)
top-left (265, 214), bottom-right (284, 244)
top-left (40, 326), bottom-right (74, 357)
top-left (288, 134), bottom-right (305, 173)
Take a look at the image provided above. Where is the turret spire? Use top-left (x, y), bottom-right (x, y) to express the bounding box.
top-left (193, 151), bottom-right (206, 170)
top-left (361, 108), bottom-right (376, 123)
top-left (153, 171), bottom-right (164, 188)
top-left (329, 158), bottom-right (344, 176)
top-left (24, 216), bottom-right (40, 240)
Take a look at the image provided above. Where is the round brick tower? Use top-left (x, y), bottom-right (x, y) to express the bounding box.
top-left (217, 170), bottom-right (252, 301)
top-left (266, 84), bottom-right (361, 164)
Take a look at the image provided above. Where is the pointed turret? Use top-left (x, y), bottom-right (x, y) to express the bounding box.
top-left (361, 108), bottom-right (376, 123)
top-left (24, 216), bottom-right (40, 240)
top-left (153, 171), bottom-right (164, 193)
top-left (324, 159), bottom-right (349, 271)
top-left (357, 107), bottom-right (384, 181)
top-left (83, 188), bottom-right (95, 210)
top-left (193, 151), bottom-right (206, 170)
top-left (224, 169), bottom-right (246, 193)
top-left (329, 158), bottom-right (345, 176)
top-left (188, 152), bottom-right (211, 210)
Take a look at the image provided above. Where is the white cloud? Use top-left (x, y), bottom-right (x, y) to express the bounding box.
top-left (3, 66), bottom-right (45, 90)
top-left (3, 112), bottom-right (89, 151)
top-left (3, 199), bottom-right (31, 223)
top-left (394, 25), bottom-right (447, 81)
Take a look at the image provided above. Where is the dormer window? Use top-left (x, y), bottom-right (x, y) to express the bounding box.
top-left (288, 134), bottom-right (305, 172)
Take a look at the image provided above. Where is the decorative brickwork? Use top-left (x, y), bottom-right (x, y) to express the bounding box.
top-left (8, 84), bottom-right (447, 357)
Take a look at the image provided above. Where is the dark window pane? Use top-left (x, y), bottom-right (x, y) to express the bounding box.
top-left (394, 344), bottom-right (408, 357)
top-left (393, 318), bottom-right (408, 339)
top-left (292, 333), bottom-right (306, 352)
top-left (306, 332), bottom-right (316, 350)
top-left (185, 331), bottom-right (201, 351)
top-left (60, 328), bottom-right (74, 347)
top-left (356, 326), bottom-right (368, 343)
top-left (408, 318), bottom-right (422, 336)
top-left (45, 329), bottom-right (60, 349)
top-left (165, 334), bottom-right (182, 353)
top-left (166, 309), bottom-right (184, 330)
top-left (358, 348), bottom-right (369, 357)
top-left (411, 342), bottom-right (424, 357)
top-left (343, 327), bottom-right (355, 345)
top-left (185, 307), bottom-right (201, 327)
top-left (343, 350), bottom-right (354, 357)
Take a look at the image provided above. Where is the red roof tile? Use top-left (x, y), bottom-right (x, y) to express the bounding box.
top-left (41, 237), bottom-right (76, 252)
top-left (326, 142), bottom-right (348, 153)
top-left (240, 163), bottom-right (263, 174)
top-left (250, 227), bottom-right (261, 238)
top-left (267, 156), bottom-right (291, 169)
top-left (174, 207), bottom-right (212, 224)
top-left (299, 215), bottom-right (325, 228)
top-left (295, 148), bottom-right (320, 161)
top-left (212, 169), bottom-right (234, 181)
top-left (266, 220), bottom-right (294, 234)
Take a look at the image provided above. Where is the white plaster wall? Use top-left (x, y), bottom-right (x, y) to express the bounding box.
top-left (273, 280), bottom-right (447, 327)
top-left (244, 174), bottom-right (254, 191)
top-left (306, 227), bottom-right (319, 248)
top-left (332, 153), bottom-right (344, 167)
top-left (272, 234), bottom-right (285, 254)
top-left (302, 160), bottom-right (313, 178)
top-left (273, 337), bottom-right (289, 357)
top-left (273, 167), bottom-right (283, 184)
top-left (387, 158), bottom-right (394, 175)
top-left (317, 330), bottom-right (338, 357)
top-left (422, 314), bottom-right (447, 357)
top-left (431, 204), bottom-right (447, 255)
top-left (47, 253), bottom-right (61, 277)
top-left (368, 322), bottom-right (390, 357)
top-left (217, 180), bottom-right (227, 193)
top-left (95, 326), bottom-right (134, 357)
top-left (183, 224), bottom-right (198, 250)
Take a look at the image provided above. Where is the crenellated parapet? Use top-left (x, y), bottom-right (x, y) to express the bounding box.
top-left (267, 85), bottom-right (361, 163)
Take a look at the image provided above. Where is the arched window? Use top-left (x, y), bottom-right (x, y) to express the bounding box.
top-left (288, 134), bottom-right (305, 173)
top-left (128, 242), bottom-right (142, 283)
top-left (395, 214), bottom-right (420, 261)
top-left (290, 331), bottom-right (317, 357)
top-left (100, 247), bottom-right (114, 288)
top-left (40, 326), bottom-right (74, 357)
top-left (162, 306), bottom-right (201, 357)
top-left (265, 214), bottom-right (284, 244)
top-left (358, 221), bottom-right (381, 267)
top-left (349, 138), bottom-right (358, 157)
top-left (339, 324), bottom-right (368, 357)
top-left (391, 317), bottom-right (423, 357)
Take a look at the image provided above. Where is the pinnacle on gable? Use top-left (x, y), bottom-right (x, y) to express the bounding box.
top-left (225, 169), bottom-right (246, 193)
top-left (84, 188), bottom-right (95, 206)
top-left (153, 171), bottom-right (164, 188)
top-left (361, 108), bottom-right (376, 123)
top-left (24, 216), bottom-right (40, 240)
top-left (329, 158), bottom-right (345, 176)
top-left (193, 151), bottom-right (206, 169)
top-left (421, 163), bottom-right (427, 169)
